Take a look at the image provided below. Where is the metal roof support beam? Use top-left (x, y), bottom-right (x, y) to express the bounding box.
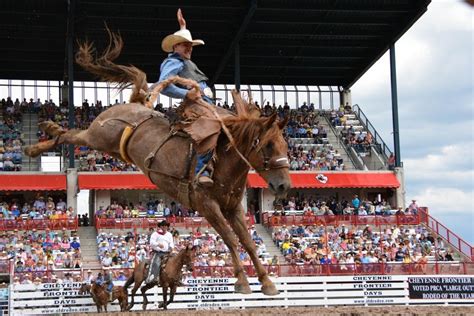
top-left (390, 43), bottom-right (401, 168)
top-left (235, 43), bottom-right (240, 91)
top-left (210, 0), bottom-right (257, 85)
top-left (67, 0), bottom-right (76, 169)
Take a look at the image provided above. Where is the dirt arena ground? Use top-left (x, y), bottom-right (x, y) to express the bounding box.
top-left (78, 306), bottom-right (474, 316)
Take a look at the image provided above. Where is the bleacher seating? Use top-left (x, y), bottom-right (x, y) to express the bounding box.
top-left (0, 97), bottom-right (24, 171)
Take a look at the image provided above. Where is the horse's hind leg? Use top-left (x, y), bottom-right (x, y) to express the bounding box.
top-left (24, 129), bottom-right (90, 158)
top-left (24, 139), bottom-right (57, 158)
top-left (226, 205), bottom-right (279, 295)
top-left (127, 282), bottom-right (141, 311)
top-left (140, 282), bottom-right (155, 311)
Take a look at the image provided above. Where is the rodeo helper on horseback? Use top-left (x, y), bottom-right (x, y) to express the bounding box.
top-left (151, 8), bottom-right (215, 187)
top-left (95, 268), bottom-right (114, 301)
top-left (146, 220), bottom-right (174, 284)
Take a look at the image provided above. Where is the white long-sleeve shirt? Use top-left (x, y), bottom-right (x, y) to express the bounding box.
top-left (150, 231), bottom-right (174, 252)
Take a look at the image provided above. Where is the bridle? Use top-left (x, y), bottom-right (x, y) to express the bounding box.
top-left (204, 101), bottom-right (289, 173)
top-left (251, 137), bottom-right (289, 172)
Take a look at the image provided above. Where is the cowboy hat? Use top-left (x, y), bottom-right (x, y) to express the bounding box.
top-left (161, 29), bottom-right (204, 53)
top-left (161, 9), bottom-right (204, 53)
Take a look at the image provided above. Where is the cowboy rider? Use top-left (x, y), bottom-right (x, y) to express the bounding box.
top-left (154, 9), bottom-right (214, 187)
top-left (96, 268), bottom-right (114, 301)
top-left (146, 220), bottom-right (174, 284)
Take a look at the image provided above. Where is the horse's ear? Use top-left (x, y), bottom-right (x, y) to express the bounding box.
top-left (277, 115), bottom-right (289, 130)
top-left (264, 112), bottom-right (278, 129)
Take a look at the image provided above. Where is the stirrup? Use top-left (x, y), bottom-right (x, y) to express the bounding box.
top-left (198, 175), bottom-right (214, 187)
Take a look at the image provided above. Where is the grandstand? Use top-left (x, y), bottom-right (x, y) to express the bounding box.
top-left (0, 0), bottom-right (472, 314)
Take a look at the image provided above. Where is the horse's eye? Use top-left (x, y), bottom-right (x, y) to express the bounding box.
top-left (253, 138), bottom-right (260, 147)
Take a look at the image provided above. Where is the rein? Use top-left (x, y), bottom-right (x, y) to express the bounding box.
top-left (201, 101), bottom-right (289, 172)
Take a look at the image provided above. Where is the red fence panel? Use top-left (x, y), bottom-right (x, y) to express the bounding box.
top-left (0, 218), bottom-right (78, 231)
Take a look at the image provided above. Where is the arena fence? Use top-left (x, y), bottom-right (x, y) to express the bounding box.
top-left (11, 262), bottom-right (474, 285)
top-left (95, 215), bottom-right (255, 230)
top-left (262, 213), bottom-right (421, 227)
top-left (9, 275), bottom-right (474, 314)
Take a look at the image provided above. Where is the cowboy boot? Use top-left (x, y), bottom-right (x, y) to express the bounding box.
top-left (198, 171), bottom-right (213, 187)
top-left (196, 152), bottom-right (214, 187)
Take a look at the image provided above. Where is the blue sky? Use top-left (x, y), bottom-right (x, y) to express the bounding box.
top-left (352, 1), bottom-right (473, 244)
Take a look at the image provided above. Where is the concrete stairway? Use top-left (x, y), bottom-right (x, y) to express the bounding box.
top-left (78, 226), bottom-right (102, 269)
top-left (254, 224), bottom-right (286, 264)
top-left (21, 113), bottom-right (40, 171)
top-left (318, 118), bottom-right (356, 170)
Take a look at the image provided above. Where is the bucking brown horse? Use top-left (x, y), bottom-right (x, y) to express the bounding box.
top-left (79, 282), bottom-right (128, 312)
top-left (124, 245), bottom-right (195, 310)
top-left (25, 30), bottom-right (291, 297)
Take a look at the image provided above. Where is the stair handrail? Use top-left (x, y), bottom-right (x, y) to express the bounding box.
top-left (352, 104), bottom-right (393, 161)
top-left (418, 207), bottom-right (473, 262)
top-left (321, 111), bottom-right (365, 170)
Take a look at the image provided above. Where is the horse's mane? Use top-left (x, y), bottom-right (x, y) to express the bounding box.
top-left (220, 92), bottom-right (284, 156)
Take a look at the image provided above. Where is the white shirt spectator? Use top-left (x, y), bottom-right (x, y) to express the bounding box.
top-left (101, 255), bottom-right (112, 267)
top-left (288, 200), bottom-right (296, 211)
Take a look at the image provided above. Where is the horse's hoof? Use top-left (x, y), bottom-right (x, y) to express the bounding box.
top-left (235, 283), bottom-right (252, 294)
top-left (24, 146), bottom-right (33, 157)
top-left (39, 121), bottom-right (64, 136)
top-left (261, 283), bottom-right (279, 296)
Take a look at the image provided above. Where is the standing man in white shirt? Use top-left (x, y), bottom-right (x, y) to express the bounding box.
top-left (146, 221), bottom-right (174, 284)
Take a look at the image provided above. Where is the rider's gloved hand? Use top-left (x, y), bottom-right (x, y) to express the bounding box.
top-left (186, 88), bottom-right (201, 101)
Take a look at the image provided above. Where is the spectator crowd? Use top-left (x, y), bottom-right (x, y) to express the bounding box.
top-left (1, 92), bottom-right (393, 172)
top-left (0, 97), bottom-right (24, 171)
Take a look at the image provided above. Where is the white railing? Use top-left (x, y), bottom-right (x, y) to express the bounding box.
top-left (9, 275), bottom-right (474, 314)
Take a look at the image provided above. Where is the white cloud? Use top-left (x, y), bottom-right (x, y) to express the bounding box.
top-left (413, 187), bottom-right (473, 215)
top-left (404, 143), bottom-right (474, 172)
top-left (412, 187), bottom-right (474, 244)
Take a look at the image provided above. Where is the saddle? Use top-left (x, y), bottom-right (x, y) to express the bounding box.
top-left (144, 253), bottom-right (173, 286)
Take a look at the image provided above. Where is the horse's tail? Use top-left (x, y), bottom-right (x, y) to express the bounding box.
top-left (75, 26), bottom-right (148, 105)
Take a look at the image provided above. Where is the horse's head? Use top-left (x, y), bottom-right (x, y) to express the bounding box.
top-left (224, 94), bottom-right (291, 197)
top-left (78, 283), bottom-right (91, 295)
top-left (181, 244), bottom-right (196, 272)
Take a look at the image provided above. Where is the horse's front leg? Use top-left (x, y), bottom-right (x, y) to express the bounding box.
top-left (161, 286), bottom-right (168, 310)
top-left (226, 205), bottom-right (279, 295)
top-left (196, 198), bottom-right (251, 294)
top-left (167, 285), bottom-right (177, 307)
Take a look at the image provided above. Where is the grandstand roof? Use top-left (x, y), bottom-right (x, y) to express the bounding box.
top-left (0, 0), bottom-right (430, 87)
